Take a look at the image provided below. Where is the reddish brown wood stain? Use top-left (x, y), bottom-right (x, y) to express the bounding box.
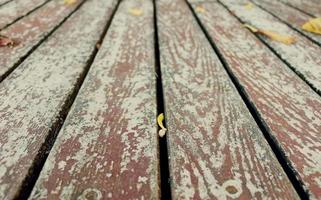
top-left (190, 1), bottom-right (321, 199)
top-left (0, 0), bottom-right (84, 81)
top-left (30, 0), bottom-right (159, 199)
top-left (0, 0), bottom-right (48, 29)
top-left (252, 0), bottom-right (321, 45)
top-left (0, 0), bottom-right (118, 199)
top-left (157, 0), bottom-right (298, 199)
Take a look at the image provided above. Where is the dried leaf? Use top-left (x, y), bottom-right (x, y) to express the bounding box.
top-left (128, 8), bottom-right (143, 16)
top-left (244, 23), bottom-right (295, 45)
top-left (0, 35), bottom-right (15, 47)
top-left (302, 18), bottom-right (321, 35)
top-left (195, 6), bottom-right (206, 13)
top-left (244, 2), bottom-right (253, 10)
top-left (157, 113), bottom-right (167, 137)
top-left (64, 0), bottom-right (76, 5)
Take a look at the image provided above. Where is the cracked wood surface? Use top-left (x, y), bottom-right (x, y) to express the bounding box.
top-left (190, 1), bottom-right (321, 198)
top-left (30, 0), bottom-right (159, 199)
top-left (0, 0), bottom-right (84, 81)
top-left (0, 0), bottom-right (118, 198)
top-left (219, 0), bottom-right (321, 95)
top-left (252, 0), bottom-right (321, 46)
top-left (156, 0), bottom-right (298, 199)
top-left (0, 0), bottom-right (49, 29)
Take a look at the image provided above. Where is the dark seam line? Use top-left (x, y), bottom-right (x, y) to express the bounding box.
top-left (0, 0), bottom-right (87, 83)
top-left (13, 0), bottom-right (122, 199)
top-left (278, 0), bottom-right (316, 18)
top-left (185, 0), bottom-right (310, 199)
top-left (0, 0), bottom-right (53, 31)
top-left (250, 0), bottom-right (321, 51)
top-left (153, 0), bottom-right (172, 199)
top-left (0, 0), bottom-right (13, 8)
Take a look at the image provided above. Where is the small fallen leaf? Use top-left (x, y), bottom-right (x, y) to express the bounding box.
top-left (0, 35), bottom-right (15, 47)
top-left (157, 113), bottom-right (167, 137)
top-left (128, 8), bottom-right (143, 16)
top-left (195, 6), bottom-right (206, 13)
top-left (244, 23), bottom-right (295, 45)
top-left (244, 2), bottom-right (253, 10)
top-left (302, 18), bottom-right (321, 35)
top-left (64, 0), bottom-right (76, 5)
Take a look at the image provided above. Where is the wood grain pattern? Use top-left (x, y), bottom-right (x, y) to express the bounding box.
top-left (0, 0), bottom-right (118, 198)
top-left (252, 0), bottom-right (321, 46)
top-left (0, 0), bottom-right (84, 82)
top-left (157, 0), bottom-right (298, 199)
top-left (30, 0), bottom-right (159, 199)
top-left (219, 0), bottom-right (321, 95)
top-left (190, 1), bottom-right (321, 198)
top-left (0, 0), bottom-right (48, 29)
top-left (279, 0), bottom-right (321, 17)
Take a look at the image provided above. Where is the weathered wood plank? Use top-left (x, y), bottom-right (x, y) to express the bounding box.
top-left (0, 0), bottom-right (11, 6)
top-left (190, 1), bottom-right (321, 198)
top-left (219, 0), bottom-right (321, 95)
top-left (0, 0), bottom-right (118, 199)
top-left (0, 0), bottom-right (84, 82)
top-left (30, 0), bottom-right (158, 199)
top-left (279, 0), bottom-right (321, 17)
top-left (157, 0), bottom-right (298, 199)
top-left (252, 0), bottom-right (321, 46)
top-left (0, 0), bottom-right (49, 29)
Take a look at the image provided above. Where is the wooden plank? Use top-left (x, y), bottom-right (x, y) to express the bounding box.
top-left (0, 0), bottom-right (118, 199)
top-left (219, 0), bottom-right (321, 95)
top-left (0, 0), bottom-right (84, 82)
top-left (0, 0), bottom-right (11, 6)
top-left (252, 0), bottom-right (321, 46)
top-left (279, 0), bottom-right (321, 17)
top-left (157, 0), bottom-right (298, 199)
top-left (0, 0), bottom-right (49, 29)
top-left (30, 0), bottom-right (158, 199)
top-left (189, 1), bottom-right (321, 198)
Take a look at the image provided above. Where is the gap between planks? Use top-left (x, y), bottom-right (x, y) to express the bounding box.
top-left (153, 0), bottom-right (172, 199)
top-left (0, 0), bottom-right (51, 31)
top-left (8, 0), bottom-right (122, 199)
top-left (185, 1), bottom-right (308, 198)
top-left (0, 0), bottom-right (87, 83)
top-left (216, 0), bottom-right (321, 99)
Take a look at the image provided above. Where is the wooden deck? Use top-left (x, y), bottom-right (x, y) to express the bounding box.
top-left (0, 0), bottom-right (320, 199)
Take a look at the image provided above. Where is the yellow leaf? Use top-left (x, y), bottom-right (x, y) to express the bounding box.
top-left (64, 0), bottom-right (76, 5)
top-left (302, 18), bottom-right (321, 35)
top-left (243, 24), bottom-right (258, 32)
top-left (260, 30), bottom-right (295, 44)
top-left (195, 6), bottom-right (206, 13)
top-left (244, 2), bottom-right (253, 10)
top-left (157, 113), bottom-right (167, 137)
top-left (244, 23), bottom-right (295, 45)
top-left (128, 8), bottom-right (143, 16)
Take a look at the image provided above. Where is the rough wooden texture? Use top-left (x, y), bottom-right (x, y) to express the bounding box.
top-left (0, 0), bottom-right (118, 198)
top-left (252, 0), bottom-right (321, 46)
top-left (279, 0), bottom-right (321, 17)
top-left (220, 0), bottom-right (321, 95)
top-left (0, 0), bottom-right (11, 6)
top-left (0, 0), bottom-right (84, 81)
top-left (157, 0), bottom-right (298, 199)
top-left (190, 1), bottom-right (321, 198)
top-left (30, 0), bottom-right (159, 199)
top-left (0, 0), bottom-right (48, 29)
